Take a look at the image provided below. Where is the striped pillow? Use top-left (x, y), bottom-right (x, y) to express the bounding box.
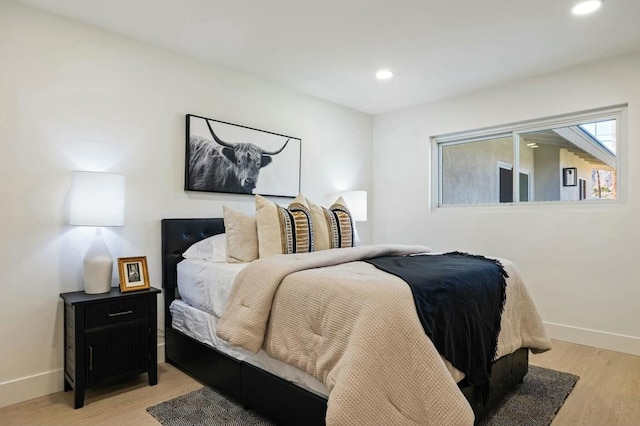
top-left (324, 196), bottom-right (355, 248)
top-left (256, 194), bottom-right (314, 258)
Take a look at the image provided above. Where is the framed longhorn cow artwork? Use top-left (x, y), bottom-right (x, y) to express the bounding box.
top-left (185, 114), bottom-right (301, 197)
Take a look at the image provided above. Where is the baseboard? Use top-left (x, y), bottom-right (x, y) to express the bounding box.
top-left (158, 341), bottom-right (166, 363)
top-left (0, 368), bottom-right (63, 409)
top-left (0, 341), bottom-right (167, 409)
top-left (544, 321), bottom-right (640, 356)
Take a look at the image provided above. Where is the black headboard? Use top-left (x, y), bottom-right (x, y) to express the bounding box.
top-left (161, 218), bottom-right (225, 325)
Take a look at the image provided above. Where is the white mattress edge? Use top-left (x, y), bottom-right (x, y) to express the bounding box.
top-left (170, 299), bottom-right (329, 398)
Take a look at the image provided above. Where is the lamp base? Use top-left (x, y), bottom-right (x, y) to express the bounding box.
top-left (83, 229), bottom-right (113, 294)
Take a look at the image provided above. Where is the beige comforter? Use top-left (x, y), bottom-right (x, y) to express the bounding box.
top-left (217, 245), bottom-right (551, 425)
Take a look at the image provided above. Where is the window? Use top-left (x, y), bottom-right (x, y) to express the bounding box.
top-left (433, 106), bottom-right (625, 208)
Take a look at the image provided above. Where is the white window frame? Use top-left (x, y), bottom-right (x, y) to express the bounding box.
top-left (519, 167), bottom-right (533, 202)
top-left (431, 105), bottom-right (627, 211)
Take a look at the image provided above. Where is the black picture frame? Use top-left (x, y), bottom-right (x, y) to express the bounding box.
top-left (185, 114), bottom-right (301, 197)
top-left (562, 167), bottom-right (577, 187)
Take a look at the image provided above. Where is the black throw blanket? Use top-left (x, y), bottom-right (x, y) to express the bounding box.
top-left (365, 252), bottom-right (508, 394)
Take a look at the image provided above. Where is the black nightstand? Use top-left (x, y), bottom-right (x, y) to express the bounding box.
top-left (60, 287), bottom-right (161, 408)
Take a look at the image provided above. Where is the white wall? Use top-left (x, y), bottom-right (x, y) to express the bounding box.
top-left (373, 51), bottom-right (640, 356)
top-left (0, 1), bottom-right (372, 407)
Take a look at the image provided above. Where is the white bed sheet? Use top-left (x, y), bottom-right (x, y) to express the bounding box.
top-left (170, 299), bottom-right (329, 398)
top-left (177, 259), bottom-right (246, 317)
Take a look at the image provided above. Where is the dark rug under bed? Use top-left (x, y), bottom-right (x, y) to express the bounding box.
top-left (147, 365), bottom-right (578, 426)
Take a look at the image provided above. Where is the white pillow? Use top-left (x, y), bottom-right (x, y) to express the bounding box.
top-left (182, 233), bottom-right (227, 262)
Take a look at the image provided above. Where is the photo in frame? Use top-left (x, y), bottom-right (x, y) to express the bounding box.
top-left (563, 167), bottom-right (577, 187)
top-left (117, 256), bottom-right (150, 292)
top-left (185, 114), bottom-right (301, 197)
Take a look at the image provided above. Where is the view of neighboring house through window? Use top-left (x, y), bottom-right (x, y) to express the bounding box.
top-left (434, 107), bottom-right (623, 207)
top-left (440, 135), bottom-right (513, 205)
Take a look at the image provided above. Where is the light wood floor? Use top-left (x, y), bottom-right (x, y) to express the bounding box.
top-left (1, 340), bottom-right (639, 425)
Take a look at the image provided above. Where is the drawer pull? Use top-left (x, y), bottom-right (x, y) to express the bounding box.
top-left (108, 310), bottom-right (133, 317)
top-left (89, 346), bottom-right (93, 371)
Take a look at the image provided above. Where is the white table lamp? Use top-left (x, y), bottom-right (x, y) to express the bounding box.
top-left (70, 171), bottom-right (125, 294)
top-left (339, 190), bottom-right (367, 222)
top-left (339, 190), bottom-right (367, 246)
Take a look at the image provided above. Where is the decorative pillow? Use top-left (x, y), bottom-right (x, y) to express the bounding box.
top-left (255, 194), bottom-right (314, 258)
top-left (223, 205), bottom-right (259, 263)
top-left (182, 233), bottom-right (227, 262)
top-left (325, 196), bottom-right (355, 248)
top-left (306, 197), bottom-right (331, 251)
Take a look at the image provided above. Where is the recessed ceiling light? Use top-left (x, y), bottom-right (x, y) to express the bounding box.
top-left (572, 0), bottom-right (603, 15)
top-left (376, 69), bottom-right (394, 80)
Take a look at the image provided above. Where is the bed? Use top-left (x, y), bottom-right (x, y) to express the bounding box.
top-left (162, 218), bottom-right (550, 425)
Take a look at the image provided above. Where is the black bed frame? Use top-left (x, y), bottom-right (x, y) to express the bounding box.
top-left (161, 218), bottom-right (529, 425)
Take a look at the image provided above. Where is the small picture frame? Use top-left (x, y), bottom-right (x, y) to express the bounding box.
top-left (562, 167), bottom-right (577, 187)
top-left (117, 256), bottom-right (150, 292)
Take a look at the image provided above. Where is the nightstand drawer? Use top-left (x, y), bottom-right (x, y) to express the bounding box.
top-left (85, 299), bottom-right (150, 328)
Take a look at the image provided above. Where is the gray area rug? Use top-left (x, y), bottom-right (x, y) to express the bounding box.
top-left (479, 366), bottom-right (579, 426)
top-left (147, 366), bottom-right (578, 426)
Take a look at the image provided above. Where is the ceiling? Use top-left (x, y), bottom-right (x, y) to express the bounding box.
top-left (15, 0), bottom-right (640, 115)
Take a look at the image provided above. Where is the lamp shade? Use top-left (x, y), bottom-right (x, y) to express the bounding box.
top-left (70, 171), bottom-right (125, 226)
top-left (572, 0), bottom-right (603, 15)
top-left (340, 190), bottom-right (367, 222)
